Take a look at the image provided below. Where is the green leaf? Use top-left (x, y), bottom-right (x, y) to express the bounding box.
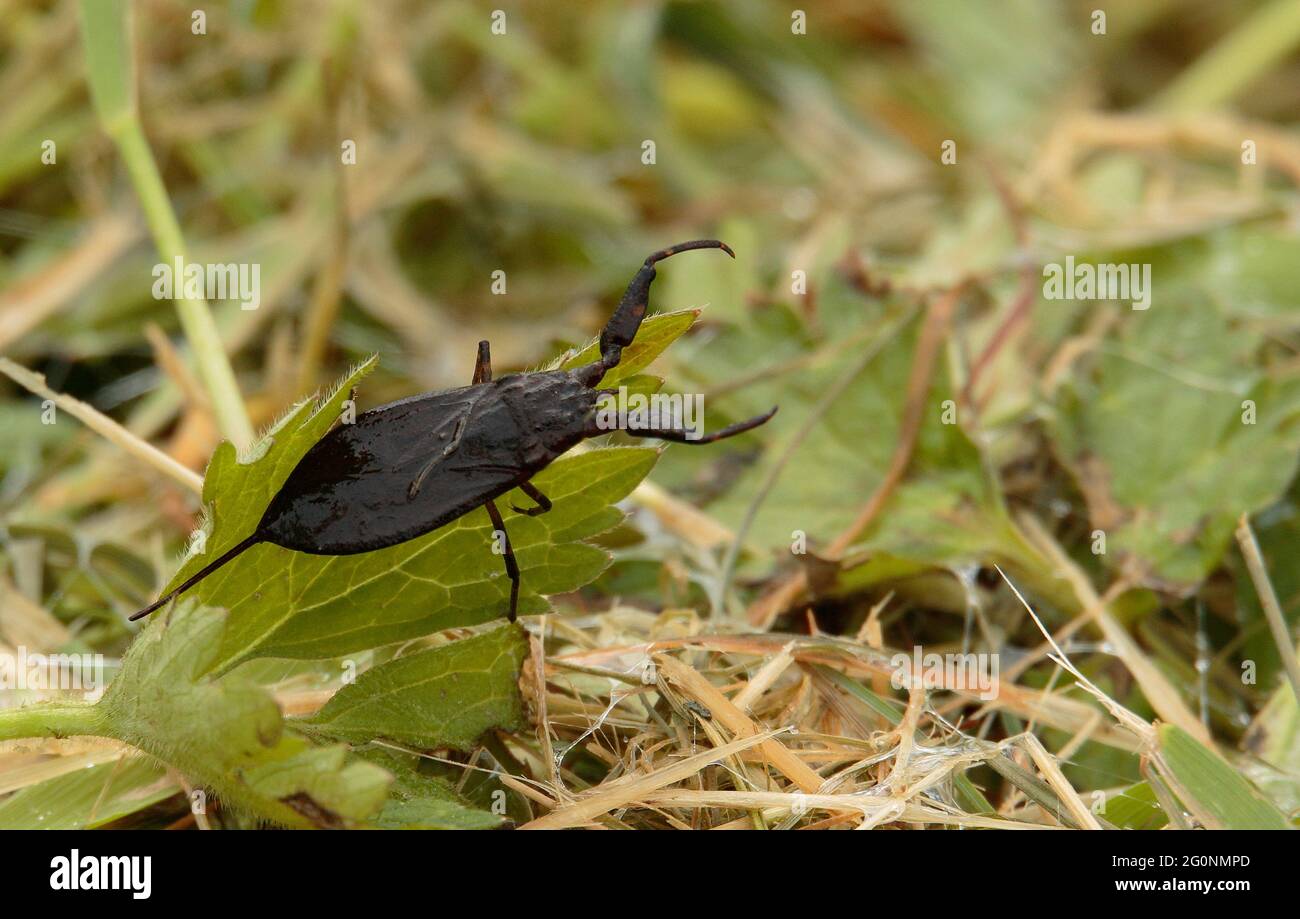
top-left (209, 445), bottom-right (656, 670)
top-left (149, 356), bottom-right (655, 671)
top-left (238, 743), bottom-right (392, 827)
top-left (0, 756), bottom-right (176, 829)
top-left (1207, 228), bottom-right (1300, 321)
top-left (697, 307), bottom-right (1062, 606)
top-left (1049, 302), bottom-right (1300, 588)
top-left (98, 600), bottom-right (392, 828)
top-left (372, 794), bottom-right (503, 830)
top-left (157, 356), bottom-right (378, 606)
top-left (307, 623), bottom-right (528, 750)
top-left (560, 307), bottom-right (698, 387)
top-left (1157, 724), bottom-right (1292, 829)
top-left (617, 373), bottom-right (667, 400)
top-left (355, 748), bottom-right (504, 830)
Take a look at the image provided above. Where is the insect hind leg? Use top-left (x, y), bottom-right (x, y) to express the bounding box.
top-left (577, 240), bottom-right (735, 388)
top-left (484, 499), bottom-right (520, 621)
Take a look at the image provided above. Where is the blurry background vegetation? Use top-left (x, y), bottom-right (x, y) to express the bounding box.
top-left (2, 0), bottom-right (1300, 827)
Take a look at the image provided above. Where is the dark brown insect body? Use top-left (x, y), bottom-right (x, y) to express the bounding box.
top-left (260, 371), bottom-right (597, 555)
top-left (131, 240), bottom-right (776, 622)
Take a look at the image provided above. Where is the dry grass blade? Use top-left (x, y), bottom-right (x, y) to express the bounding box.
top-left (0, 357), bottom-right (203, 494)
top-left (654, 652), bottom-right (824, 794)
top-left (1018, 733), bottom-right (1102, 830)
top-left (520, 730), bottom-right (779, 829)
top-left (1015, 515), bottom-right (1208, 744)
top-left (0, 214), bottom-right (138, 351)
top-left (996, 563), bottom-right (1158, 748)
top-left (632, 480), bottom-right (737, 551)
top-left (732, 641), bottom-right (796, 712)
top-left (0, 572), bottom-right (71, 650)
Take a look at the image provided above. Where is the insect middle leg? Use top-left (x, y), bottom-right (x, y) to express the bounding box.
top-left (484, 499), bottom-right (519, 621)
top-left (511, 481), bottom-right (552, 517)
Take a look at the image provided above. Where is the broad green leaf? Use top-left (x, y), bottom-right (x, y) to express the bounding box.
top-left (0, 756), bottom-right (176, 829)
top-left (1050, 301), bottom-right (1300, 588)
top-left (147, 356), bottom-right (655, 671)
top-left (239, 743), bottom-right (391, 827)
top-left (559, 307), bottom-right (698, 387)
top-left (1157, 724), bottom-right (1292, 830)
top-left (156, 356), bottom-right (378, 605)
top-left (208, 445), bottom-right (656, 670)
top-left (307, 623), bottom-right (528, 749)
top-left (372, 795), bottom-right (503, 830)
top-left (616, 373), bottom-right (666, 401)
top-left (99, 601), bottom-right (391, 828)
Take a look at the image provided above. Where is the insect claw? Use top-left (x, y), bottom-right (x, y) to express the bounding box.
top-left (590, 240), bottom-right (735, 388)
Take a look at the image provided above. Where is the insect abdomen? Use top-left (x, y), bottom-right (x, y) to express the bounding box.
top-left (254, 380), bottom-right (576, 554)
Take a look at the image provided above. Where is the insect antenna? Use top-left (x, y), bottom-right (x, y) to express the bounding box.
top-left (127, 533), bottom-right (263, 621)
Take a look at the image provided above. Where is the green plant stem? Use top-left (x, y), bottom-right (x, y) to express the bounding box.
top-left (79, 0), bottom-right (255, 450)
top-left (1152, 0), bottom-right (1300, 113)
top-left (0, 702), bottom-right (107, 744)
top-left (111, 123), bottom-right (256, 449)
